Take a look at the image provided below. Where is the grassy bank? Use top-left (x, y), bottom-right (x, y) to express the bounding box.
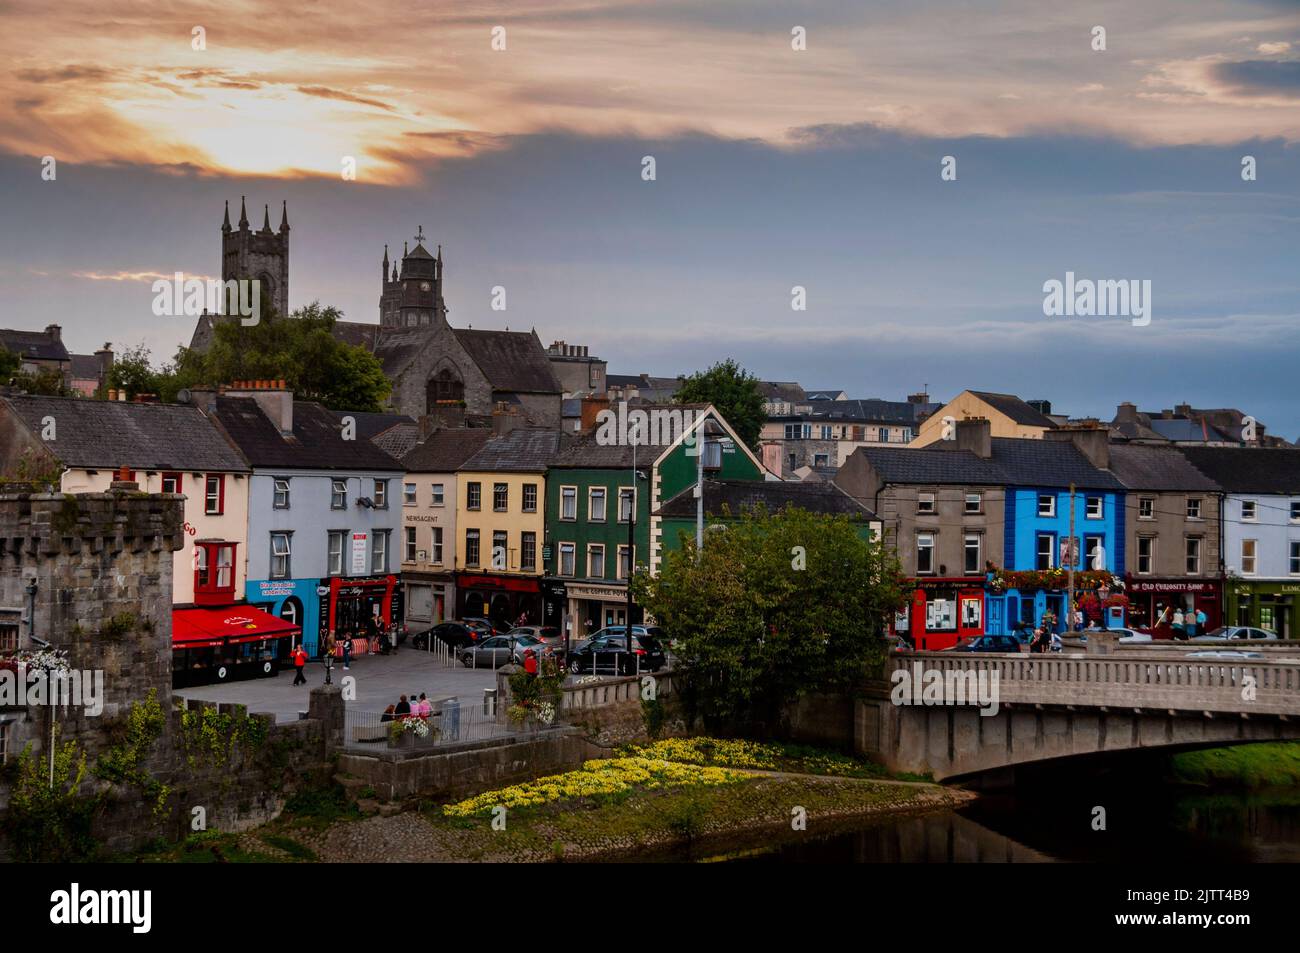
top-left (1168, 742), bottom-right (1300, 789)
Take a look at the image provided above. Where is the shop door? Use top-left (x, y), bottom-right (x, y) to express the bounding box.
top-left (986, 597), bottom-right (1004, 636)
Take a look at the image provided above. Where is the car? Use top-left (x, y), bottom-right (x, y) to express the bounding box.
top-left (1191, 626), bottom-right (1278, 643)
top-left (951, 635), bottom-right (1023, 653)
top-left (1077, 627), bottom-right (1151, 643)
top-left (506, 625), bottom-right (563, 653)
top-left (567, 630), bottom-right (666, 674)
top-left (411, 621), bottom-right (478, 650)
top-left (1186, 650), bottom-right (1265, 660)
top-left (462, 617), bottom-right (500, 637)
top-left (459, 634), bottom-right (548, 668)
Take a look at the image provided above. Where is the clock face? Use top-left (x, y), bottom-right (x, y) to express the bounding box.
top-left (420, 282), bottom-right (431, 292)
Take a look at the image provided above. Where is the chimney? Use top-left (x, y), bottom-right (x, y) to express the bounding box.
top-left (95, 343), bottom-right (114, 388)
top-left (492, 401), bottom-right (521, 435)
top-left (1175, 402), bottom-right (1193, 418)
top-left (1115, 401), bottom-right (1138, 423)
top-left (230, 379), bottom-right (294, 435)
top-left (109, 465), bottom-right (138, 492)
top-left (580, 395), bottom-right (610, 432)
top-left (44, 324), bottom-right (61, 342)
top-left (1044, 420), bottom-right (1110, 469)
top-left (936, 417), bottom-right (992, 458)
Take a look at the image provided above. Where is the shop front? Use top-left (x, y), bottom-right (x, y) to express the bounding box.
top-left (560, 581), bottom-right (643, 642)
top-left (403, 571), bottom-right (454, 641)
top-left (1125, 578), bottom-right (1221, 633)
top-left (323, 574), bottom-right (402, 656)
top-left (246, 577), bottom-right (322, 654)
top-left (456, 572), bottom-right (541, 630)
top-left (1227, 581), bottom-right (1299, 639)
top-left (172, 604), bottom-right (300, 688)
top-left (895, 579), bottom-right (985, 650)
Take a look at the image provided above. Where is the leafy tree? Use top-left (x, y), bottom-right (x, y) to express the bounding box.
top-left (10, 367), bottom-right (71, 396)
top-left (674, 359), bottom-right (765, 451)
top-left (173, 302), bottom-right (391, 412)
top-left (105, 343), bottom-right (171, 400)
top-left (0, 345), bottom-right (19, 381)
top-left (633, 506), bottom-right (906, 730)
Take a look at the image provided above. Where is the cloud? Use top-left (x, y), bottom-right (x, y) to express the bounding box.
top-left (1257, 41), bottom-right (1293, 55)
top-left (1212, 59), bottom-right (1300, 97)
top-left (294, 85), bottom-right (398, 112)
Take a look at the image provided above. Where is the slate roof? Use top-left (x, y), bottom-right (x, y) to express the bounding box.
top-left (371, 422), bottom-right (420, 459)
top-left (1177, 446), bottom-right (1300, 494)
top-left (758, 381), bottom-right (806, 402)
top-left (1148, 418), bottom-right (1234, 443)
top-left (451, 329), bottom-right (561, 394)
top-left (968, 391), bottom-right (1058, 429)
top-left (333, 321), bottom-right (380, 350)
top-left (401, 427), bottom-right (494, 473)
top-left (774, 398), bottom-right (931, 424)
top-left (853, 437), bottom-right (1124, 490)
top-left (211, 396), bottom-right (401, 471)
top-left (1108, 444), bottom-right (1221, 491)
top-left (459, 428), bottom-right (569, 473)
top-left (549, 404), bottom-right (712, 468)
top-left (657, 479), bottom-right (875, 520)
top-left (1, 395), bottom-right (248, 471)
top-left (68, 354), bottom-right (102, 381)
top-left (335, 411), bottom-right (415, 441)
top-left (0, 328), bottom-right (70, 363)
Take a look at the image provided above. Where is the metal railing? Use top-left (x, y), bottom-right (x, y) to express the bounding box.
top-left (343, 696), bottom-right (561, 750)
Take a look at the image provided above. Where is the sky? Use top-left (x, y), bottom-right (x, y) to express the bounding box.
top-left (2, 0), bottom-right (1298, 436)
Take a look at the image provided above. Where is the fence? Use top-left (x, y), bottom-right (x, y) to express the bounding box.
top-left (343, 695), bottom-right (563, 751)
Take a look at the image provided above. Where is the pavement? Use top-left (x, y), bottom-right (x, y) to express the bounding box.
top-left (174, 647), bottom-right (504, 723)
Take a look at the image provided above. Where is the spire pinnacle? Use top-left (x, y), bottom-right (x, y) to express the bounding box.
top-left (238, 195), bottom-right (249, 228)
top-left (222, 199), bottom-right (231, 232)
top-left (279, 199), bottom-right (289, 232)
top-left (262, 204), bottom-right (271, 231)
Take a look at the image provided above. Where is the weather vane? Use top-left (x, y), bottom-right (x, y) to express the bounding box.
top-left (415, 225), bottom-right (426, 244)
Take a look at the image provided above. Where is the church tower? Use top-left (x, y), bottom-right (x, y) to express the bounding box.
top-left (379, 227), bottom-right (447, 328)
top-left (221, 196), bottom-right (290, 317)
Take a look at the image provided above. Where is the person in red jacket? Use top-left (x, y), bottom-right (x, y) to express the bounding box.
top-left (291, 644), bottom-right (309, 685)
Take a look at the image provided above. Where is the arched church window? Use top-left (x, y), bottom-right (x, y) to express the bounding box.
top-left (426, 369), bottom-right (464, 413)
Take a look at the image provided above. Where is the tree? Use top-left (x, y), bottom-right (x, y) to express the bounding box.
top-left (632, 506), bottom-right (907, 730)
top-left (172, 302), bottom-right (391, 412)
top-left (106, 343), bottom-right (171, 400)
top-left (674, 359), bottom-right (765, 451)
top-left (0, 346), bottom-right (19, 381)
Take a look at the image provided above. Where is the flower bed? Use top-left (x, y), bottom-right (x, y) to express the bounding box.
top-left (626, 737), bottom-right (882, 778)
top-left (441, 757), bottom-right (744, 817)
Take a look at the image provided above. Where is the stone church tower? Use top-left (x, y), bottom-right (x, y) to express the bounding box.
top-left (221, 196), bottom-right (290, 317)
top-left (379, 228), bottom-right (447, 328)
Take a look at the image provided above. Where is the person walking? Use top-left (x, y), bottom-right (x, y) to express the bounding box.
top-left (1195, 608), bottom-right (1207, 639)
top-left (291, 643), bottom-right (308, 685)
top-left (342, 634), bottom-right (353, 671)
top-left (1172, 608), bottom-right (1186, 641)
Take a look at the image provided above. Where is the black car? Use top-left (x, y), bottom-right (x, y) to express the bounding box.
top-left (411, 621), bottom-right (478, 650)
top-left (952, 635), bottom-right (1023, 653)
top-left (567, 631), bottom-right (666, 674)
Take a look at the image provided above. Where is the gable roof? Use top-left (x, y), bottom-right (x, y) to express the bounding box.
top-left (1, 395), bottom-right (248, 471)
top-left (968, 391), bottom-right (1058, 429)
top-left (211, 396), bottom-right (401, 471)
top-left (657, 478), bottom-right (875, 520)
top-left (1108, 444), bottom-right (1220, 491)
top-left (401, 427), bottom-right (494, 472)
top-left (0, 328), bottom-right (70, 363)
top-left (371, 422), bottom-right (420, 459)
top-left (850, 436), bottom-right (1123, 490)
top-left (68, 354), bottom-right (103, 381)
top-left (1177, 446), bottom-right (1300, 494)
top-left (451, 329), bottom-right (561, 394)
top-left (459, 428), bottom-right (568, 472)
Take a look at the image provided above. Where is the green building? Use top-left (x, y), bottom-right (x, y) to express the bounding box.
top-left (657, 478), bottom-right (881, 554)
top-left (544, 404), bottom-right (765, 640)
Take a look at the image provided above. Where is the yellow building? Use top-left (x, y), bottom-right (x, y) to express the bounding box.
top-left (909, 390), bottom-right (1057, 447)
top-left (453, 428), bottom-right (564, 627)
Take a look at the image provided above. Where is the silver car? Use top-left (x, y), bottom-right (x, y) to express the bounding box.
top-left (459, 634), bottom-right (547, 668)
top-left (1191, 626), bottom-right (1278, 643)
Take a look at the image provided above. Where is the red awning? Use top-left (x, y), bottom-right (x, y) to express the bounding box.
top-left (172, 606), bottom-right (300, 648)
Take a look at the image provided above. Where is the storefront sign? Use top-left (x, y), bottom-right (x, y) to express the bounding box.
top-left (1128, 580), bottom-right (1217, 594)
top-left (566, 583), bottom-right (627, 602)
top-left (257, 581), bottom-right (296, 597)
top-left (350, 533), bottom-right (368, 575)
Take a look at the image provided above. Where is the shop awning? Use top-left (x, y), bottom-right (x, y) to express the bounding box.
top-left (172, 606), bottom-right (300, 648)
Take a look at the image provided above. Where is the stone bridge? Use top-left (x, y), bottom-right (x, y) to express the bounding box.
top-left (857, 635), bottom-right (1300, 782)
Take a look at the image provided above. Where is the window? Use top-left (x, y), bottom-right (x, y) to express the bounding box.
top-left (1037, 494), bottom-right (1056, 517)
top-left (161, 472), bottom-right (182, 494)
top-left (813, 453), bottom-right (829, 468)
top-left (1137, 536), bottom-right (1154, 574)
top-left (1187, 497), bottom-right (1202, 519)
top-left (561, 486), bottom-right (577, 521)
top-left (784, 424), bottom-right (802, 440)
top-left (405, 526), bottom-right (418, 562)
top-left (493, 483), bottom-right (509, 512)
top-left (1036, 533), bottom-right (1055, 571)
top-left (270, 532), bottom-right (291, 579)
top-left (465, 529), bottom-right (480, 567)
top-left (618, 545), bottom-right (634, 579)
top-left (819, 425), bottom-right (832, 440)
top-left (466, 482), bottom-right (481, 510)
top-left (0, 621), bottom-right (18, 653)
top-left (1242, 500), bottom-right (1258, 521)
top-left (205, 475), bottom-right (224, 515)
top-left (1138, 497), bottom-right (1154, 520)
top-left (371, 530), bottom-right (389, 573)
top-left (916, 534), bottom-right (935, 574)
top-left (492, 530), bottom-right (508, 569)
top-left (1187, 537), bottom-right (1202, 575)
top-left (1291, 541), bottom-right (1300, 575)
top-left (917, 493), bottom-right (936, 515)
top-left (431, 527), bottom-right (443, 565)
top-left (273, 478), bottom-right (290, 509)
top-left (1086, 496), bottom-right (1103, 519)
top-left (0, 720), bottom-right (8, 765)
top-left (1241, 539), bottom-right (1257, 575)
top-left (523, 483), bottom-right (538, 513)
top-left (431, 483), bottom-right (445, 506)
top-left (521, 532), bottom-right (536, 572)
top-left (331, 479), bottom-right (347, 510)
top-left (1292, 501), bottom-right (1300, 522)
top-left (404, 483), bottom-right (417, 506)
top-left (589, 487), bottom-right (607, 522)
top-left (1085, 535), bottom-right (1104, 570)
top-left (373, 480), bottom-right (388, 509)
top-left (619, 488), bottom-right (635, 523)
top-left (328, 531), bottom-right (346, 575)
top-left (588, 543), bottom-right (605, 578)
top-left (559, 542), bottom-right (575, 577)
top-left (963, 534), bottom-right (981, 575)
top-left (964, 492), bottom-right (982, 514)
top-left (787, 453), bottom-right (797, 471)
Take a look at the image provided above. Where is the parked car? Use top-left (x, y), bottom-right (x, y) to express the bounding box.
top-left (462, 617), bottom-right (500, 637)
top-left (951, 635), bottom-right (1023, 653)
top-left (459, 634), bottom-right (548, 668)
top-left (506, 625), bottom-right (563, 652)
top-left (411, 621), bottom-right (478, 650)
top-left (1191, 626), bottom-right (1278, 643)
top-left (1186, 650), bottom-right (1265, 660)
top-left (567, 630), bottom-right (666, 674)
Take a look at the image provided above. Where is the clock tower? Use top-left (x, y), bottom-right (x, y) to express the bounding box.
top-left (379, 227), bottom-right (448, 328)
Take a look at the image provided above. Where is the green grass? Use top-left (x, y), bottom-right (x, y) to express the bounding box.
top-left (260, 833), bottom-right (319, 861)
top-left (1169, 742), bottom-right (1300, 789)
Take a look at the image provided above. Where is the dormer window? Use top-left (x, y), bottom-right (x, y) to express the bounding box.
top-left (193, 540), bottom-right (237, 605)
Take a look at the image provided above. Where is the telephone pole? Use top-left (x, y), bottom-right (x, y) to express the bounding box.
top-left (1067, 482), bottom-right (1076, 634)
